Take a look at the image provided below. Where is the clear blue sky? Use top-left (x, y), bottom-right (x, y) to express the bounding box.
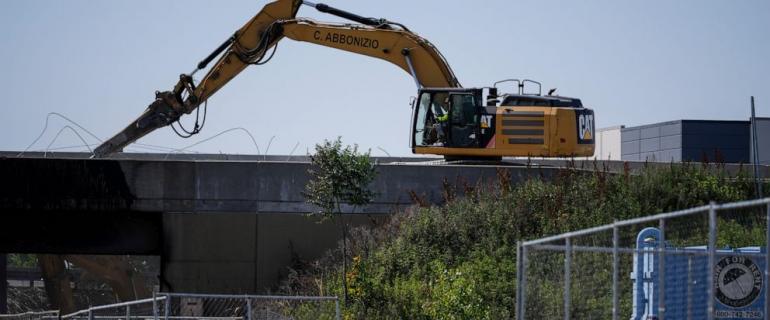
top-left (1, 0), bottom-right (768, 156)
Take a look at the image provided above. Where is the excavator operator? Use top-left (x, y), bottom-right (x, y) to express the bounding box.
top-left (422, 94), bottom-right (450, 147)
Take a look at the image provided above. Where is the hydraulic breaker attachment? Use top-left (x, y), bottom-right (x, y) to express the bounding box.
top-left (93, 74), bottom-right (197, 158)
top-left (92, 92), bottom-right (183, 158)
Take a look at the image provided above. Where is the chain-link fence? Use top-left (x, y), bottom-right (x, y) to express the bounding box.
top-left (23, 293), bottom-right (340, 320)
top-left (155, 293), bottom-right (339, 320)
top-left (0, 311), bottom-right (59, 320)
top-left (517, 197), bottom-right (770, 320)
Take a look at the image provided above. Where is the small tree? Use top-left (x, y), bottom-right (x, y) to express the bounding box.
top-left (304, 137), bottom-right (377, 303)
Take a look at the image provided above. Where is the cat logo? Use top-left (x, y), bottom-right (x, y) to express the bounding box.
top-left (480, 115), bottom-right (493, 129)
top-left (576, 110), bottom-right (594, 144)
top-left (715, 256), bottom-right (763, 308)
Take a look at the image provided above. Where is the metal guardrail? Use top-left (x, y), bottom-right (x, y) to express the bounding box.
top-left (61, 296), bottom-right (166, 320)
top-left (0, 311), bottom-right (59, 320)
top-left (24, 292), bottom-right (341, 320)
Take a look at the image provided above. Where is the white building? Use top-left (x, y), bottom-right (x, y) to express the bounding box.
top-left (592, 126), bottom-right (624, 160)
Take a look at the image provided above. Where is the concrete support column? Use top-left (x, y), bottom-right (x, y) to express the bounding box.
top-left (1, 254), bottom-right (7, 314)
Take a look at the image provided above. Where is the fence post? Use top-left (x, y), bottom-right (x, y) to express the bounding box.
top-left (245, 296), bottom-right (252, 320)
top-left (707, 202), bottom-right (716, 320)
top-left (687, 257), bottom-right (693, 320)
top-left (659, 218), bottom-right (666, 319)
top-left (163, 294), bottom-right (170, 320)
top-left (519, 244), bottom-right (528, 320)
top-left (335, 297), bottom-right (341, 320)
top-left (126, 305), bottom-right (131, 320)
top-left (516, 241), bottom-right (522, 320)
top-left (152, 292), bottom-right (158, 320)
top-left (765, 202), bottom-right (770, 317)
top-left (612, 223), bottom-right (619, 320)
top-left (88, 309), bottom-right (93, 320)
top-left (564, 237), bottom-right (571, 320)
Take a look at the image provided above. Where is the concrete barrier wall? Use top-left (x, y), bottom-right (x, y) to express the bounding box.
top-left (117, 160), bottom-right (556, 214)
top-left (162, 212), bottom-right (387, 293)
top-left (0, 156), bottom-right (560, 214)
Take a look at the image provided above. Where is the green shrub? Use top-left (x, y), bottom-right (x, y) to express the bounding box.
top-left (281, 163), bottom-right (766, 319)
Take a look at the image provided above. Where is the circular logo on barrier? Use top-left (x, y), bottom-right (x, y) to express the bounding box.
top-left (715, 256), bottom-right (763, 308)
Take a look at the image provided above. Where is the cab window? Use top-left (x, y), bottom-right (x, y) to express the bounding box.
top-left (413, 93), bottom-right (432, 146)
top-left (450, 94), bottom-right (477, 126)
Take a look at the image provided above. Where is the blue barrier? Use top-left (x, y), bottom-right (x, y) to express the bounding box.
top-left (631, 227), bottom-right (765, 319)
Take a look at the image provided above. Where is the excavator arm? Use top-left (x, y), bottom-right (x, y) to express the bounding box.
top-left (93, 0), bottom-right (458, 157)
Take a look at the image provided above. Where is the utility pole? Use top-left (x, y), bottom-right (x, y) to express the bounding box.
top-left (751, 96), bottom-right (763, 198)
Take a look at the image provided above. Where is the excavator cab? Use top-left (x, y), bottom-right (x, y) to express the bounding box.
top-left (411, 80), bottom-right (595, 159)
top-left (411, 88), bottom-right (488, 150)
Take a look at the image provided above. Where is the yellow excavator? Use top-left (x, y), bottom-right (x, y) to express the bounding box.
top-left (93, 0), bottom-right (595, 159)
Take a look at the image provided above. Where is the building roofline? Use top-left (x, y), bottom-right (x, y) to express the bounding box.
top-left (623, 119), bottom-right (752, 131)
top-left (598, 125), bottom-right (625, 131)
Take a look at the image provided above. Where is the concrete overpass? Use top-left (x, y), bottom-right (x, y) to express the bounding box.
top-left (2, 151), bottom-right (766, 311)
top-left (0, 152), bottom-right (567, 299)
